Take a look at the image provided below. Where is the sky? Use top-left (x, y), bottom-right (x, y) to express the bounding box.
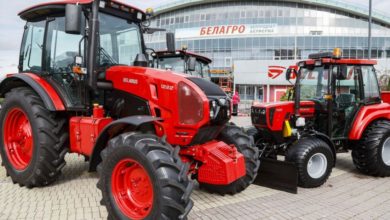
top-left (0, 0), bottom-right (389, 73)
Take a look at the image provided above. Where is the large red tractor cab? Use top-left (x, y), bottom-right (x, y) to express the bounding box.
top-left (0, 1), bottom-right (260, 219)
top-left (249, 49), bottom-right (390, 192)
top-left (150, 33), bottom-right (212, 79)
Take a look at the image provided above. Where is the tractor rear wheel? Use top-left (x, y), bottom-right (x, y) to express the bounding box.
top-left (200, 124), bottom-right (260, 195)
top-left (97, 133), bottom-right (193, 220)
top-left (352, 120), bottom-right (390, 176)
top-left (286, 137), bottom-right (334, 188)
top-left (0, 87), bottom-right (68, 187)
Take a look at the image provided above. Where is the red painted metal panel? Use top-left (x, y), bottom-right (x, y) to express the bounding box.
top-left (105, 65), bottom-right (211, 146)
top-left (382, 91), bottom-right (390, 104)
top-left (23, 73), bottom-right (66, 111)
top-left (349, 103), bottom-right (390, 140)
top-left (180, 141), bottom-right (246, 185)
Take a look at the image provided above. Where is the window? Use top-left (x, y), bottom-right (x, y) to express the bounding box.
top-left (45, 17), bottom-right (85, 106)
top-left (99, 13), bottom-right (142, 66)
top-left (21, 20), bottom-right (46, 72)
top-left (47, 17), bottom-right (84, 74)
top-left (361, 66), bottom-right (380, 101)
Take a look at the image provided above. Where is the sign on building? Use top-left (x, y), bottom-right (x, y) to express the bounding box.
top-left (176, 24), bottom-right (278, 39)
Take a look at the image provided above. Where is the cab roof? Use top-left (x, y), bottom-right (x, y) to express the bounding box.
top-left (305, 58), bottom-right (377, 66)
top-left (19, 0), bottom-right (145, 21)
top-left (155, 50), bottom-right (212, 64)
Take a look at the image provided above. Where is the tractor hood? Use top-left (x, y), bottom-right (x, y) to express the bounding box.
top-left (186, 77), bottom-right (227, 98)
top-left (251, 101), bottom-right (315, 132)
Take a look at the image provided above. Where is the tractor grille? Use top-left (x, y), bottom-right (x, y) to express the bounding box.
top-left (251, 107), bottom-right (267, 125)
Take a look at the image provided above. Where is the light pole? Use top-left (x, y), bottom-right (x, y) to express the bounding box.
top-left (368, 0), bottom-right (372, 59)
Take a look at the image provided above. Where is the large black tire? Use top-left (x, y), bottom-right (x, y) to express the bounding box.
top-left (352, 120), bottom-right (390, 176)
top-left (199, 124), bottom-right (260, 195)
top-left (286, 137), bottom-right (334, 188)
top-left (97, 133), bottom-right (193, 220)
top-left (0, 87), bottom-right (68, 188)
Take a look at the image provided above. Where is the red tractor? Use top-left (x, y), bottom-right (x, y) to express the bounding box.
top-left (0, 1), bottom-right (260, 219)
top-left (249, 49), bottom-right (390, 189)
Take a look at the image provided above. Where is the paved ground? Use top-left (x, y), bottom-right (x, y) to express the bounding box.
top-left (1, 117), bottom-right (390, 220)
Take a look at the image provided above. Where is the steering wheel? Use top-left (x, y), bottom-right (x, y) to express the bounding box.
top-left (306, 98), bottom-right (327, 113)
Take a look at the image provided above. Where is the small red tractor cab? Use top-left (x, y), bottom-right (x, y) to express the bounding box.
top-left (151, 33), bottom-right (212, 79)
top-left (249, 49), bottom-right (390, 191)
top-left (0, 1), bottom-right (260, 219)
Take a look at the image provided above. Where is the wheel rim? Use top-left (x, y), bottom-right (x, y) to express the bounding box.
top-left (3, 108), bottom-right (34, 170)
top-left (381, 137), bottom-right (390, 166)
top-left (307, 153), bottom-right (327, 179)
top-left (111, 158), bottom-right (154, 219)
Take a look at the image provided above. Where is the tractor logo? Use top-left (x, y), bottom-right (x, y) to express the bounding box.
top-left (268, 66), bottom-right (286, 79)
top-left (123, 78), bottom-right (138, 85)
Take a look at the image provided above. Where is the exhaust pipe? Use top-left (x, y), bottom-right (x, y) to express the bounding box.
top-left (87, 0), bottom-right (100, 90)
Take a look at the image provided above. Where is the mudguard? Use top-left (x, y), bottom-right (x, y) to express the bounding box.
top-left (88, 115), bottom-right (163, 171)
top-left (349, 103), bottom-right (390, 140)
top-left (0, 73), bottom-right (65, 111)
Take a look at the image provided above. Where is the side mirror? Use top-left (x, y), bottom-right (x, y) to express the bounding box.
top-left (187, 57), bottom-right (196, 72)
top-left (65, 4), bottom-right (82, 35)
top-left (286, 68), bottom-right (296, 81)
top-left (337, 65), bottom-right (348, 80)
top-left (166, 32), bottom-right (176, 52)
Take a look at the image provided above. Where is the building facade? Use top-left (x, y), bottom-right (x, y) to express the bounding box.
top-left (145, 0), bottom-right (390, 106)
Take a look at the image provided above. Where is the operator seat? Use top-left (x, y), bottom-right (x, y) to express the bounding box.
top-left (336, 93), bottom-right (355, 109)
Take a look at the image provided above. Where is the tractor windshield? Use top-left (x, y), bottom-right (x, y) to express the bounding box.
top-left (156, 56), bottom-right (208, 78)
top-left (99, 13), bottom-right (143, 67)
top-left (157, 57), bottom-right (185, 73)
top-left (299, 66), bottom-right (329, 100)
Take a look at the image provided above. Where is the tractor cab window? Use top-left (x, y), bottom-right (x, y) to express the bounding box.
top-left (99, 13), bottom-right (143, 67)
top-left (299, 66), bottom-right (329, 101)
top-left (191, 60), bottom-right (203, 77)
top-left (20, 20), bottom-right (46, 72)
top-left (45, 16), bottom-right (85, 107)
top-left (46, 17), bottom-right (85, 74)
top-left (157, 57), bottom-right (185, 73)
top-left (333, 65), bottom-right (361, 107)
top-left (361, 66), bottom-right (380, 103)
top-left (202, 63), bottom-right (211, 78)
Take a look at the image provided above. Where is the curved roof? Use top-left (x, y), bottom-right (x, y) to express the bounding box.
top-left (19, 0), bottom-right (145, 21)
top-left (155, 50), bottom-right (212, 64)
top-left (154, 0), bottom-right (390, 26)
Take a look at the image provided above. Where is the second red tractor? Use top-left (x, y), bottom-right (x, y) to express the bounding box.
top-left (250, 49), bottom-right (390, 189)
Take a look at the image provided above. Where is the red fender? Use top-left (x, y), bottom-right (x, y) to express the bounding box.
top-left (348, 103), bottom-right (390, 140)
top-left (1, 73), bottom-right (65, 111)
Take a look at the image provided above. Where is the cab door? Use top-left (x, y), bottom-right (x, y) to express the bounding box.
top-left (44, 16), bottom-right (87, 110)
top-left (332, 65), bottom-right (362, 138)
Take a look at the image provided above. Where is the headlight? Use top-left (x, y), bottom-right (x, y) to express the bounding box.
top-left (178, 82), bottom-right (204, 124)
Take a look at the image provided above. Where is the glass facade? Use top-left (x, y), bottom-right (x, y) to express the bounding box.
top-left (145, 1), bottom-right (390, 71)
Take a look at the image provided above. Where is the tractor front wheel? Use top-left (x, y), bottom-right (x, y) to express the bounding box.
top-left (97, 133), bottom-right (193, 220)
top-left (200, 124), bottom-right (260, 195)
top-left (352, 120), bottom-right (390, 176)
top-left (0, 87), bottom-right (68, 188)
top-left (286, 137), bottom-right (334, 188)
